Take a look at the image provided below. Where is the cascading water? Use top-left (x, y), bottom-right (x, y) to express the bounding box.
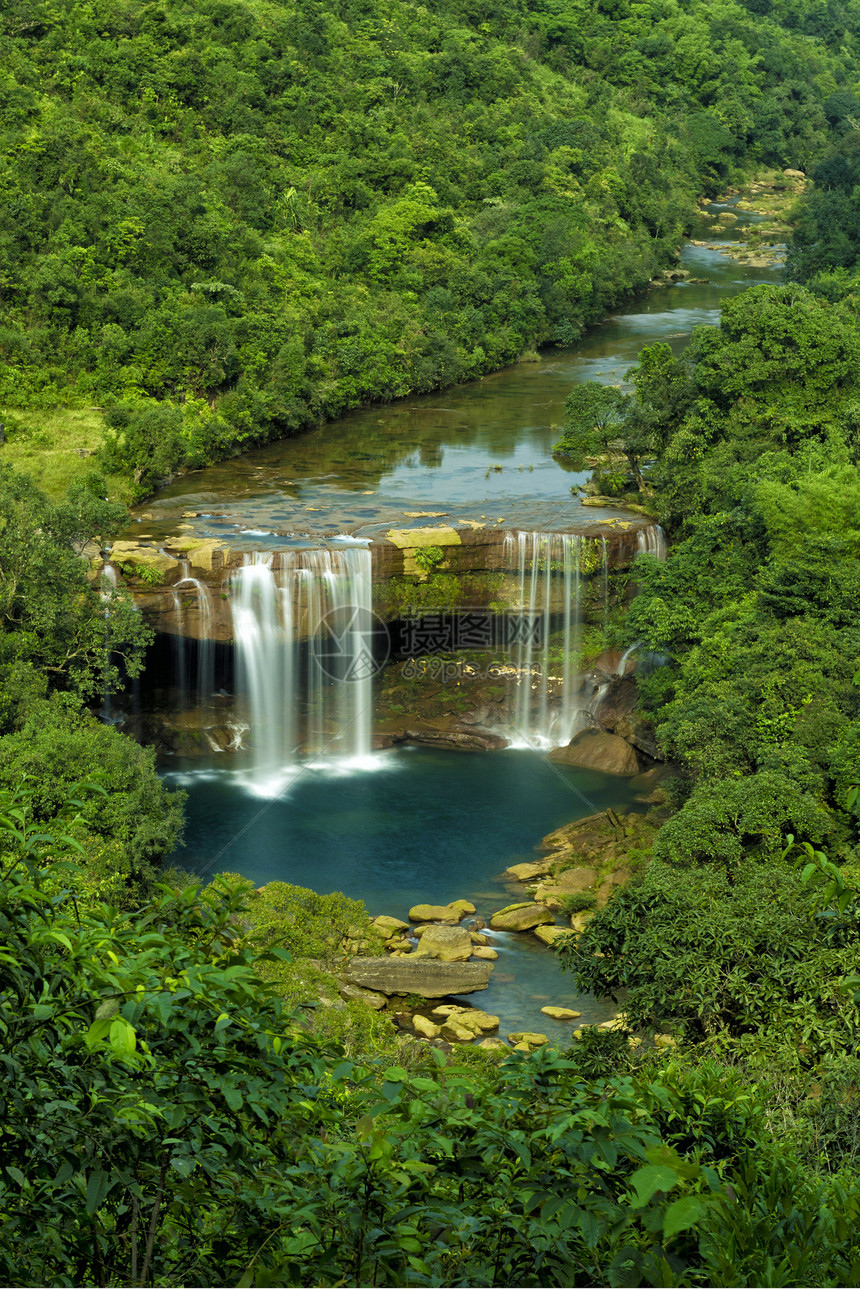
top-left (171, 563), bottom-right (215, 701)
top-left (636, 523), bottom-right (667, 559)
top-left (99, 562), bottom-right (120, 722)
top-left (504, 531), bottom-right (583, 749)
top-left (231, 545), bottom-right (375, 785)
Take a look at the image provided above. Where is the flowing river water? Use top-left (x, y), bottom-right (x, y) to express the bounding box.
top-left (149, 200), bottom-right (783, 1041)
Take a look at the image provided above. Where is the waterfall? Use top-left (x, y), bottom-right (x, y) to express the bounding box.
top-left (170, 564), bottom-right (216, 701)
top-left (636, 523), bottom-right (667, 559)
top-left (99, 562), bottom-right (119, 722)
top-left (231, 545), bottom-right (375, 782)
top-left (505, 532), bottom-right (583, 749)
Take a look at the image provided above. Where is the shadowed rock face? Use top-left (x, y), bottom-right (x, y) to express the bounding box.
top-left (548, 729), bottom-right (641, 775)
top-left (346, 956), bottom-right (493, 997)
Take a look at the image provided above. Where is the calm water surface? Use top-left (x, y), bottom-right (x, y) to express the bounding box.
top-left (166, 746), bottom-right (640, 1041)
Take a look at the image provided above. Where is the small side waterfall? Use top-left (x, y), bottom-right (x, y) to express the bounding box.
top-left (231, 545), bottom-right (375, 781)
top-left (505, 531), bottom-right (583, 748)
top-left (171, 566), bottom-right (215, 701)
top-left (637, 523), bottom-right (667, 559)
top-left (99, 562), bottom-right (120, 722)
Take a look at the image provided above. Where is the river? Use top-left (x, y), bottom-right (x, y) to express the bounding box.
top-left (151, 198), bottom-right (783, 1043)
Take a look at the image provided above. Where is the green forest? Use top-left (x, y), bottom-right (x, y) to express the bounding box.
top-left (3, 0), bottom-right (860, 1284)
top-left (0, 0), bottom-right (856, 494)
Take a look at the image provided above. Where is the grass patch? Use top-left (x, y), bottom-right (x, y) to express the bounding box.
top-left (0, 406), bottom-right (132, 502)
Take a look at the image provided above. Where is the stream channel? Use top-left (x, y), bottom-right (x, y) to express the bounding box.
top-left (147, 199), bottom-right (783, 1042)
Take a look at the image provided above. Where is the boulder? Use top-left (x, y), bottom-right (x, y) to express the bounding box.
top-left (508, 1031), bottom-right (549, 1050)
top-left (471, 946), bottom-right (499, 960)
top-left (109, 542), bottom-right (180, 583)
top-left (478, 1037), bottom-right (509, 1052)
top-left (403, 728), bottom-right (509, 752)
top-left (371, 915), bottom-right (411, 937)
top-left (431, 1005), bottom-right (499, 1033)
top-left (346, 956), bottom-right (492, 998)
top-left (409, 901), bottom-right (474, 924)
top-left (594, 676), bottom-right (638, 732)
top-left (412, 924), bottom-right (473, 962)
top-left (441, 1021), bottom-right (476, 1042)
top-left (541, 1006), bottom-right (583, 1020)
top-left (548, 730), bottom-right (640, 776)
top-left (338, 984), bottom-right (388, 1011)
top-left (614, 713), bottom-right (661, 760)
top-left (533, 925), bottom-right (569, 947)
top-left (783, 167), bottom-right (805, 178)
top-left (412, 1015), bottom-right (441, 1039)
top-left (490, 902), bottom-right (554, 931)
top-left (537, 866), bottom-right (598, 896)
top-left (503, 859), bottom-right (555, 881)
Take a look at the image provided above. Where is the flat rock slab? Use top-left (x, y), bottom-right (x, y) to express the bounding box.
top-left (347, 956), bottom-right (493, 997)
top-left (338, 983), bottom-right (388, 1010)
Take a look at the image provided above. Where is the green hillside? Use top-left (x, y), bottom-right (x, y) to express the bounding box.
top-left (0, 0), bottom-right (854, 492)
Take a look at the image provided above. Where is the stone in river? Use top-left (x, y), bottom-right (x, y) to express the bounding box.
top-left (431, 1005), bottom-right (499, 1033)
top-left (471, 946), bottom-right (499, 960)
top-left (541, 1006), bottom-right (583, 1020)
top-left (412, 924), bottom-right (473, 962)
top-left (548, 730), bottom-right (640, 776)
top-left (409, 900), bottom-right (475, 924)
top-left (490, 902), bottom-right (554, 931)
top-left (440, 1021), bottom-right (476, 1042)
top-left (347, 956), bottom-right (492, 998)
top-left (533, 925), bottom-right (569, 946)
top-left (371, 914), bottom-right (411, 937)
top-left (478, 1037), bottom-right (509, 1052)
top-left (508, 1032), bottom-right (549, 1050)
top-left (503, 859), bottom-right (554, 881)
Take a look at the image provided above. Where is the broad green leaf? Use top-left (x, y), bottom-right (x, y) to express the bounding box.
top-left (86, 1169), bottom-right (112, 1216)
top-left (630, 1164), bottom-right (681, 1208)
top-left (109, 1017), bottom-right (137, 1060)
top-left (663, 1195), bottom-right (706, 1241)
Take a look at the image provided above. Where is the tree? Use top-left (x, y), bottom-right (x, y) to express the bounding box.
top-left (553, 381), bottom-right (631, 476)
top-left (0, 464), bottom-right (150, 701)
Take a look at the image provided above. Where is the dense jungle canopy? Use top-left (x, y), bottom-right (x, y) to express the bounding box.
top-left (1, 0), bottom-right (859, 490)
top-left (3, 0), bottom-right (860, 1285)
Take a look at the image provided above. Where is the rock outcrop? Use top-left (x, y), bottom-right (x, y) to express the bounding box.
top-left (346, 956), bottom-right (493, 997)
top-left (548, 729), bottom-right (641, 775)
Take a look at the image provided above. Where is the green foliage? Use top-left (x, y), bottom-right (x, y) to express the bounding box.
top-left (563, 856), bottom-right (860, 1059)
top-left (0, 0), bottom-right (850, 489)
top-left (412, 544), bottom-right (446, 574)
top-left (559, 891), bottom-right (597, 916)
top-left (0, 696), bottom-right (184, 902)
top-left (0, 463), bottom-right (150, 701)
